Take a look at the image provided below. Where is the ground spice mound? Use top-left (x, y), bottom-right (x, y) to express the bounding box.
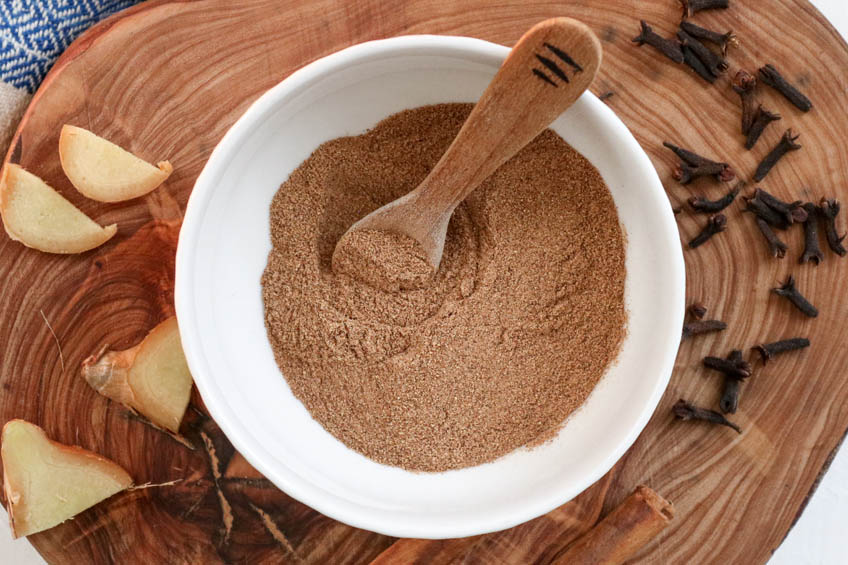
top-left (332, 229), bottom-right (434, 292)
top-left (262, 103), bottom-right (627, 472)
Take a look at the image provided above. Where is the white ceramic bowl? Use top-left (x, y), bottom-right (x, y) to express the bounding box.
top-left (176, 35), bottom-right (685, 539)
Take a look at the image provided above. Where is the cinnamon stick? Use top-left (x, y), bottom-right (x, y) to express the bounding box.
top-left (552, 485), bottom-right (674, 565)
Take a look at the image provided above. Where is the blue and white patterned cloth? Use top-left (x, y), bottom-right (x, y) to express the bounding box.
top-left (0, 0), bottom-right (139, 154)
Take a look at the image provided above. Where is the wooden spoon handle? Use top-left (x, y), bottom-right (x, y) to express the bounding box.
top-left (416, 18), bottom-right (602, 209)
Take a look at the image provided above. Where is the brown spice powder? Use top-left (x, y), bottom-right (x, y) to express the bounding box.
top-left (332, 229), bottom-right (435, 292)
top-left (262, 104), bottom-right (627, 472)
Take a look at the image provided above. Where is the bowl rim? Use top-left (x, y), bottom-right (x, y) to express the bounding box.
top-left (176, 33), bottom-right (685, 539)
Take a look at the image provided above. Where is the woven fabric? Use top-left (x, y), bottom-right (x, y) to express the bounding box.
top-left (1, 0), bottom-right (138, 92)
top-left (0, 1), bottom-right (139, 157)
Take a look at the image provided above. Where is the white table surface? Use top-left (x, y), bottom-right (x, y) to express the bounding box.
top-left (1, 2), bottom-right (846, 563)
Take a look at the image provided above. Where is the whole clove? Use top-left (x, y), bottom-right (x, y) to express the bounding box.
top-left (663, 141), bottom-right (735, 183)
top-left (673, 399), bottom-right (741, 433)
top-left (800, 202), bottom-right (824, 265)
top-left (754, 129), bottom-right (801, 182)
top-left (732, 70), bottom-right (758, 135)
top-left (819, 199), bottom-right (847, 256)
top-left (754, 337), bottom-right (810, 364)
top-left (745, 106), bottom-right (781, 150)
top-left (773, 275), bottom-right (818, 317)
top-left (720, 350), bottom-right (749, 414)
top-left (681, 44), bottom-right (717, 83)
top-left (688, 302), bottom-right (707, 319)
top-left (689, 214), bottom-right (727, 248)
top-left (663, 141), bottom-right (725, 168)
top-left (679, 0), bottom-right (730, 18)
top-left (679, 21), bottom-right (737, 55)
top-left (682, 319), bottom-right (727, 340)
top-left (703, 353), bottom-right (752, 380)
top-left (755, 188), bottom-right (807, 226)
top-left (755, 217), bottom-right (788, 258)
top-left (677, 30), bottom-right (727, 77)
top-left (745, 193), bottom-right (791, 230)
top-left (689, 185), bottom-right (739, 213)
top-left (632, 21), bottom-right (685, 64)
top-left (674, 161), bottom-right (734, 184)
top-left (759, 64), bottom-right (813, 112)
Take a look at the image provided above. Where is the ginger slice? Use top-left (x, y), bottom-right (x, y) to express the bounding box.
top-left (82, 317), bottom-right (193, 433)
top-left (0, 164), bottom-right (117, 254)
top-left (59, 125), bottom-right (173, 202)
top-left (1, 420), bottom-right (132, 538)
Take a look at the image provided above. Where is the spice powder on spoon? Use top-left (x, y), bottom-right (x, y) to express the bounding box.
top-left (261, 103), bottom-right (627, 472)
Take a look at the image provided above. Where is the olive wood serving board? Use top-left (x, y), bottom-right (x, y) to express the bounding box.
top-left (1, 1), bottom-right (846, 563)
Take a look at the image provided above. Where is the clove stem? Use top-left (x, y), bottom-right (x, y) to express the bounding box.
top-left (682, 319), bottom-right (727, 340)
top-left (773, 275), bottom-right (818, 317)
top-left (681, 44), bottom-right (716, 83)
top-left (680, 0), bottom-right (730, 18)
top-left (800, 202), bottom-right (824, 265)
top-left (754, 129), bottom-right (801, 182)
top-left (759, 64), bottom-right (812, 112)
top-left (678, 30), bottom-right (727, 78)
top-left (673, 399), bottom-right (741, 433)
top-left (632, 21), bottom-right (685, 64)
top-left (745, 106), bottom-right (781, 150)
top-left (679, 21), bottom-right (737, 55)
top-left (754, 338), bottom-right (810, 364)
top-left (819, 199), bottom-right (847, 256)
top-left (689, 185), bottom-right (739, 213)
top-left (755, 217), bottom-right (788, 258)
top-left (663, 141), bottom-right (724, 168)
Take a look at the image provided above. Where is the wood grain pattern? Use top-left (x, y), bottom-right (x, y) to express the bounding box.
top-left (0, 1), bottom-right (846, 563)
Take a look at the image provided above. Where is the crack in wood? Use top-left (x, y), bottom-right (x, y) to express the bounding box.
top-left (180, 492), bottom-right (207, 521)
top-left (119, 409), bottom-right (196, 449)
top-left (200, 430), bottom-right (234, 546)
top-left (39, 308), bottom-right (65, 374)
top-left (221, 477), bottom-right (275, 488)
top-left (248, 502), bottom-right (301, 562)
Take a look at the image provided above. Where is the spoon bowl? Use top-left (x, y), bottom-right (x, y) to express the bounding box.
top-left (334, 18), bottom-right (602, 272)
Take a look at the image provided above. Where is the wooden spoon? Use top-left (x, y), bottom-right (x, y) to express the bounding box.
top-left (333, 17), bottom-right (602, 274)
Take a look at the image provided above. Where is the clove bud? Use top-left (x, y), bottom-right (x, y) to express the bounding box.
top-left (688, 302), bottom-right (707, 319)
top-left (732, 70), bottom-right (758, 135)
top-left (689, 214), bottom-right (727, 249)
